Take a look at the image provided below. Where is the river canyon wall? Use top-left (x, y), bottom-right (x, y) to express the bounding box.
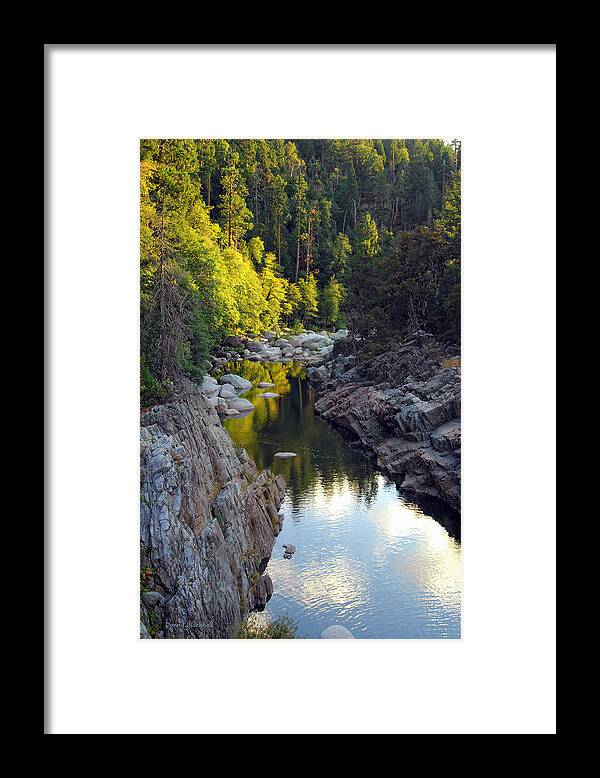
top-left (307, 332), bottom-right (461, 513)
top-left (140, 380), bottom-right (286, 639)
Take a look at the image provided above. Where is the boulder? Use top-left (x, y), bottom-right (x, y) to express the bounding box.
top-left (214, 398), bottom-right (229, 415)
top-left (321, 625), bottom-right (355, 639)
top-left (330, 329), bottom-right (349, 341)
top-left (304, 334), bottom-right (332, 347)
top-left (228, 398), bottom-right (254, 412)
top-left (200, 376), bottom-right (220, 397)
top-left (289, 335), bottom-right (307, 348)
top-left (257, 382), bottom-right (275, 388)
top-left (223, 335), bottom-right (244, 348)
top-left (273, 451), bottom-right (296, 458)
top-left (219, 374), bottom-right (253, 392)
top-left (248, 573), bottom-right (274, 611)
top-left (262, 347), bottom-right (282, 360)
top-left (257, 392), bottom-right (280, 398)
top-left (283, 543), bottom-right (296, 554)
top-left (219, 383), bottom-right (238, 399)
top-left (430, 419), bottom-right (461, 452)
top-left (332, 338), bottom-right (355, 358)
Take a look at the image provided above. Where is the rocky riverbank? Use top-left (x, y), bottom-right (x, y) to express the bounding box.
top-left (140, 379), bottom-right (286, 638)
top-left (207, 328), bottom-right (349, 370)
top-left (199, 328), bottom-right (348, 419)
top-left (307, 332), bottom-right (461, 513)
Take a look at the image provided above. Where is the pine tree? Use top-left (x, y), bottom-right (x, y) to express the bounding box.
top-left (320, 277), bottom-right (344, 329)
top-left (218, 155), bottom-right (253, 248)
top-left (297, 274), bottom-right (318, 325)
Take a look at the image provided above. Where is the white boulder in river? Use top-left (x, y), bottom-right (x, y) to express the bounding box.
top-left (219, 374), bottom-right (252, 392)
top-left (330, 329), bottom-right (349, 341)
top-left (303, 333), bottom-right (332, 348)
top-left (283, 543), bottom-right (296, 554)
top-left (219, 383), bottom-right (238, 399)
top-left (200, 376), bottom-right (220, 397)
top-left (320, 625), bottom-right (355, 639)
top-left (228, 397), bottom-right (254, 412)
top-left (257, 382), bottom-right (275, 388)
top-left (274, 451), bottom-right (296, 458)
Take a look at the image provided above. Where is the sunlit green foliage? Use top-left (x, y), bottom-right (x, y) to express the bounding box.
top-left (140, 138), bottom-right (460, 392)
top-left (296, 274), bottom-right (319, 325)
top-left (320, 277), bottom-right (345, 329)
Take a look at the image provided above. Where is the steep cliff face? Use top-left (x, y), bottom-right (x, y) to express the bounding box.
top-left (140, 381), bottom-right (286, 639)
top-left (308, 333), bottom-right (461, 512)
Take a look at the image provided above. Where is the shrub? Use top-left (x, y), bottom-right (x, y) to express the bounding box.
top-left (236, 614), bottom-right (297, 639)
top-left (140, 353), bottom-right (166, 406)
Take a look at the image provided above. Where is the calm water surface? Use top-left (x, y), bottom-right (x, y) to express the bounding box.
top-left (218, 360), bottom-right (461, 639)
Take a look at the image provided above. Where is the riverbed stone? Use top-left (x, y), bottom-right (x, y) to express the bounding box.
top-left (263, 347), bottom-right (282, 359)
top-left (219, 383), bottom-right (238, 399)
top-left (273, 451), bottom-right (296, 458)
top-left (219, 374), bottom-right (253, 392)
top-left (303, 334), bottom-right (332, 348)
top-left (257, 382), bottom-right (275, 388)
top-left (228, 397), bottom-right (255, 412)
top-left (200, 377), bottom-right (220, 397)
top-left (321, 625), bottom-right (355, 639)
top-left (223, 335), bottom-right (244, 348)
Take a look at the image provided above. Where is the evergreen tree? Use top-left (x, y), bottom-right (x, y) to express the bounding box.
top-left (140, 137), bottom-right (461, 402)
top-left (218, 154), bottom-right (253, 248)
top-left (343, 212), bottom-right (381, 342)
top-left (320, 277), bottom-right (344, 329)
top-left (297, 274), bottom-right (319, 325)
top-left (331, 233), bottom-right (352, 276)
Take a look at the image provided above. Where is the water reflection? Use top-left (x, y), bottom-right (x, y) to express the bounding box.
top-left (216, 360), bottom-right (461, 639)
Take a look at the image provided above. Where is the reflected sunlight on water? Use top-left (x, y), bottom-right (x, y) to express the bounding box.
top-left (218, 360), bottom-right (461, 639)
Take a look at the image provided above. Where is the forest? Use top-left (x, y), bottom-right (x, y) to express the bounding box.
top-left (140, 138), bottom-right (461, 397)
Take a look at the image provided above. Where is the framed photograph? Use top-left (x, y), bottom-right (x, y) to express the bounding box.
top-left (139, 136), bottom-right (462, 641)
top-left (46, 44), bottom-right (556, 734)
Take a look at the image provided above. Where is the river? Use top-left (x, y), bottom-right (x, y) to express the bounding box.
top-left (217, 359), bottom-right (462, 639)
